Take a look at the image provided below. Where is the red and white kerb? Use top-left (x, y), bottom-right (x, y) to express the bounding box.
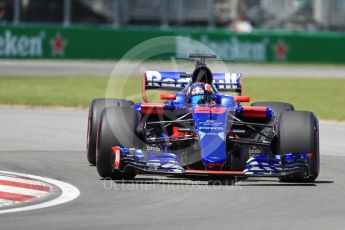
top-left (0, 173), bottom-right (52, 207)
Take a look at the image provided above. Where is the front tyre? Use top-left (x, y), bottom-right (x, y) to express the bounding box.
top-left (96, 107), bottom-right (139, 179)
top-left (278, 111), bottom-right (320, 182)
top-left (87, 98), bottom-right (134, 165)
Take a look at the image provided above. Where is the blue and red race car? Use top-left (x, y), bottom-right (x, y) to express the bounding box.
top-left (87, 54), bottom-right (320, 182)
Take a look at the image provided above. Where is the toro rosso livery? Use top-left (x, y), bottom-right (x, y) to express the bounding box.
top-left (87, 54), bottom-right (320, 182)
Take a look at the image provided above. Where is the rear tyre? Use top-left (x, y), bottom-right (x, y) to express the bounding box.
top-left (251, 101), bottom-right (295, 119)
top-left (278, 111), bottom-right (320, 182)
top-left (87, 98), bottom-right (134, 165)
top-left (96, 107), bottom-right (139, 179)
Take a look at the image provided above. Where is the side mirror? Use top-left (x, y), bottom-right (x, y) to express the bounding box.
top-left (160, 93), bottom-right (176, 100)
top-left (234, 96), bottom-right (250, 103)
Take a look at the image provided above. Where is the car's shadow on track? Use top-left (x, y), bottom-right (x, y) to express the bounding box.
top-left (101, 176), bottom-right (334, 187)
top-left (238, 179), bottom-right (334, 187)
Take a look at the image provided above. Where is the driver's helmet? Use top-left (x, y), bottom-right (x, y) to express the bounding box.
top-left (187, 82), bottom-right (213, 105)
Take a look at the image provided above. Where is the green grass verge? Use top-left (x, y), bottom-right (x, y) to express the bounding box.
top-left (0, 76), bottom-right (344, 120)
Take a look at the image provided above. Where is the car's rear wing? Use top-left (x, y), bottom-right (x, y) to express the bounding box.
top-left (143, 70), bottom-right (242, 102)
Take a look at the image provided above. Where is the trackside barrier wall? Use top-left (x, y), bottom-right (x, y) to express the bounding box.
top-left (0, 25), bottom-right (344, 63)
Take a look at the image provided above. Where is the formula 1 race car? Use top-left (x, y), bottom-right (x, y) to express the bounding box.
top-left (87, 54), bottom-right (320, 182)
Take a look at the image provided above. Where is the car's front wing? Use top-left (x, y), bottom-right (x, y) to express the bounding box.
top-left (112, 147), bottom-right (309, 178)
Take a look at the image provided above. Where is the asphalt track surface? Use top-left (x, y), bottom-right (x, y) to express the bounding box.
top-left (0, 106), bottom-right (344, 230)
top-left (0, 60), bottom-right (345, 78)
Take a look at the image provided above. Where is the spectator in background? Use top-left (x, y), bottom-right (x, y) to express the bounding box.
top-left (232, 11), bottom-right (253, 33)
top-left (0, 1), bottom-right (6, 22)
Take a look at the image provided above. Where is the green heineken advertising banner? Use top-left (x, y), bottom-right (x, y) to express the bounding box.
top-left (0, 25), bottom-right (344, 63)
top-left (0, 25), bottom-right (174, 59)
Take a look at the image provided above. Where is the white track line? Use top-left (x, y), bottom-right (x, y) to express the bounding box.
top-left (0, 171), bottom-right (80, 214)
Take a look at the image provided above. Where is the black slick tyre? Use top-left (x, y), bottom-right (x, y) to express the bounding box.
top-left (87, 98), bottom-right (134, 165)
top-left (96, 107), bottom-right (139, 179)
top-left (278, 111), bottom-right (320, 182)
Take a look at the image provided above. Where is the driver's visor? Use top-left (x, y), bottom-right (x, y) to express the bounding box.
top-left (191, 95), bottom-right (204, 105)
